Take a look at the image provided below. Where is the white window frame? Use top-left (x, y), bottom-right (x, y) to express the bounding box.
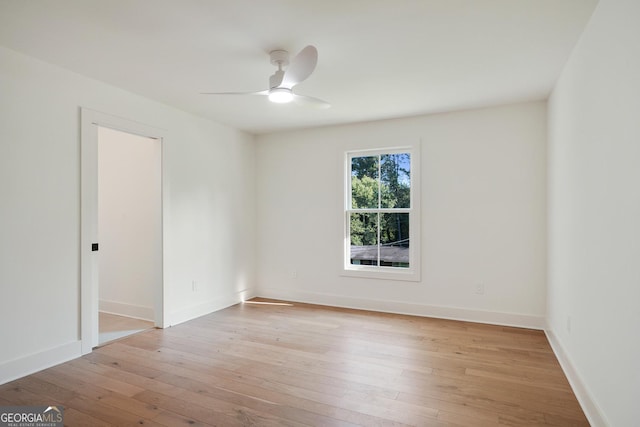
top-left (343, 145), bottom-right (421, 282)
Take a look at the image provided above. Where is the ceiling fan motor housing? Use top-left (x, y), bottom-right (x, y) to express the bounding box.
top-left (269, 49), bottom-right (289, 67)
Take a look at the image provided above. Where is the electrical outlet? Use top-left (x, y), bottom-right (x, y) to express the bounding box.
top-left (291, 270), bottom-right (298, 279)
top-left (475, 283), bottom-right (485, 295)
top-left (192, 280), bottom-right (197, 292)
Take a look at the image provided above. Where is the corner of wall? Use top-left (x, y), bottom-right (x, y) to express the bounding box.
top-left (164, 289), bottom-right (253, 327)
top-left (544, 325), bottom-right (609, 427)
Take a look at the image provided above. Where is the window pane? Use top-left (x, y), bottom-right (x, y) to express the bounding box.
top-left (351, 156), bottom-right (379, 209)
top-left (380, 153), bottom-right (410, 209)
top-left (350, 212), bottom-right (378, 266)
top-left (380, 213), bottom-right (410, 268)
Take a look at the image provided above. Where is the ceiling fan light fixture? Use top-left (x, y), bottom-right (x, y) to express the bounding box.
top-left (268, 87), bottom-right (293, 103)
top-left (202, 45), bottom-right (329, 108)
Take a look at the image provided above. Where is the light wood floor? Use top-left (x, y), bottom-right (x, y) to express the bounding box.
top-left (99, 312), bottom-right (155, 345)
top-left (0, 299), bottom-right (589, 426)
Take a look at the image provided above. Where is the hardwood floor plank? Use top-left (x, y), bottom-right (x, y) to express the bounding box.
top-left (64, 395), bottom-right (163, 426)
top-left (151, 410), bottom-right (214, 427)
top-left (0, 396), bottom-right (14, 406)
top-left (5, 376), bottom-right (77, 403)
top-left (33, 368), bottom-right (114, 402)
top-left (54, 362), bottom-right (145, 397)
top-left (397, 378), bottom-right (586, 422)
top-left (0, 380), bottom-right (63, 406)
top-left (98, 392), bottom-right (164, 420)
top-left (0, 299), bottom-right (589, 426)
top-left (134, 389), bottom-right (291, 427)
top-left (62, 407), bottom-right (113, 427)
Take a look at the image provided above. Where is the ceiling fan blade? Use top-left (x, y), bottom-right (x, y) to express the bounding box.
top-left (201, 90), bottom-right (268, 96)
top-left (293, 93), bottom-right (331, 109)
top-left (281, 45), bottom-right (318, 89)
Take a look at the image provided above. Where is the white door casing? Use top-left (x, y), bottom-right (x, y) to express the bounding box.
top-left (80, 108), bottom-right (165, 353)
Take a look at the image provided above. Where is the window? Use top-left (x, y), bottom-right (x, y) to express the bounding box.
top-left (344, 147), bottom-right (420, 281)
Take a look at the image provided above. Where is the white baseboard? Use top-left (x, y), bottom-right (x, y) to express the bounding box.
top-left (99, 300), bottom-right (154, 321)
top-left (544, 328), bottom-right (609, 427)
top-left (257, 288), bottom-right (545, 330)
top-left (165, 289), bottom-right (255, 327)
top-left (0, 341), bottom-right (82, 386)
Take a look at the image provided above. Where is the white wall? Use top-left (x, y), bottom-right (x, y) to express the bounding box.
top-left (547, 0), bottom-right (640, 425)
top-left (98, 127), bottom-right (161, 321)
top-left (256, 101), bottom-right (547, 328)
top-left (0, 46), bottom-right (256, 383)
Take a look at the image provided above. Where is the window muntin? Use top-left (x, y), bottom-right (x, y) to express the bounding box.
top-left (346, 150), bottom-right (414, 273)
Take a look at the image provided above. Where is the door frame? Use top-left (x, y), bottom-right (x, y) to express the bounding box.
top-left (80, 108), bottom-right (165, 353)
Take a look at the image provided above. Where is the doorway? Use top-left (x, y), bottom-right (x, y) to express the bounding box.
top-left (80, 109), bottom-right (165, 353)
top-left (97, 126), bottom-right (161, 345)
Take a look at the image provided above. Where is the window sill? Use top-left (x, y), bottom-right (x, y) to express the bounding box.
top-left (341, 266), bottom-right (421, 282)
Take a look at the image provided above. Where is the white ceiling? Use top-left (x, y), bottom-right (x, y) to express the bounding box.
top-left (0, 0), bottom-right (598, 134)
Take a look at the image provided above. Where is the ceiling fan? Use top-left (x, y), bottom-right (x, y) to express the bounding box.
top-left (202, 45), bottom-right (330, 109)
